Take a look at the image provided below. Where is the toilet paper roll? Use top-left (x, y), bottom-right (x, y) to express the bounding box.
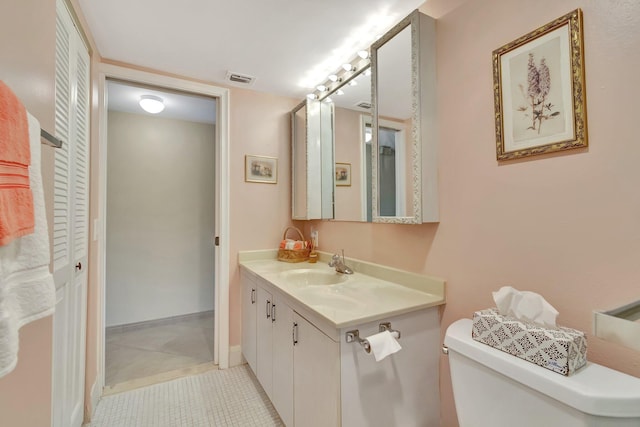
top-left (366, 330), bottom-right (401, 362)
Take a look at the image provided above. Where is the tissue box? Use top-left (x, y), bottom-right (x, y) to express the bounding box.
top-left (472, 308), bottom-right (587, 376)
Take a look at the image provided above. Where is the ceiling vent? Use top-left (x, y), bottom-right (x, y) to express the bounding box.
top-left (225, 71), bottom-right (256, 85)
top-left (355, 101), bottom-right (372, 109)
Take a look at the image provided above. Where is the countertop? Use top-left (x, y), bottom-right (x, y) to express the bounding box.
top-left (239, 250), bottom-right (446, 329)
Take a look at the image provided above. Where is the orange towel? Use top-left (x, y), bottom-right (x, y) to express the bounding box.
top-left (0, 81), bottom-right (34, 246)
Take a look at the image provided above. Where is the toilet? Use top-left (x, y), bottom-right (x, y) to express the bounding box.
top-left (445, 319), bottom-right (640, 427)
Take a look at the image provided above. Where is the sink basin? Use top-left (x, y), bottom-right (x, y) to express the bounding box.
top-left (278, 269), bottom-right (349, 287)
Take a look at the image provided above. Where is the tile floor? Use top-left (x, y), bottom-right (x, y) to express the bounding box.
top-left (89, 365), bottom-right (284, 426)
top-left (106, 311), bottom-right (215, 387)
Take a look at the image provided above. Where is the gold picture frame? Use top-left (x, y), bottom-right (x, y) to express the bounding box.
top-left (493, 8), bottom-right (587, 161)
top-left (245, 155), bottom-right (277, 184)
top-left (335, 162), bottom-right (351, 187)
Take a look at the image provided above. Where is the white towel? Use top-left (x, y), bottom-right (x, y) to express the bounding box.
top-left (0, 112), bottom-right (55, 378)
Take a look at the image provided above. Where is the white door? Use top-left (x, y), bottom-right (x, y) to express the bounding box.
top-left (256, 285), bottom-right (273, 399)
top-left (241, 271), bottom-right (257, 373)
top-left (293, 313), bottom-right (340, 427)
top-left (51, 0), bottom-right (90, 425)
top-left (271, 296), bottom-right (294, 426)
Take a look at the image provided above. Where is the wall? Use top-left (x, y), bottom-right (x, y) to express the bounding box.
top-left (0, 0), bottom-right (100, 425)
top-left (105, 111), bottom-right (215, 326)
top-left (308, 1), bottom-right (640, 426)
top-left (228, 88), bottom-right (299, 346)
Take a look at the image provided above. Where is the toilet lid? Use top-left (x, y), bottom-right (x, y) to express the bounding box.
top-left (444, 319), bottom-right (640, 418)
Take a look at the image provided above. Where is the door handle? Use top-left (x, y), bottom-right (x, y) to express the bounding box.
top-left (271, 303), bottom-right (276, 322)
top-left (251, 288), bottom-right (256, 304)
top-left (75, 262), bottom-right (82, 272)
top-left (266, 300), bottom-right (271, 319)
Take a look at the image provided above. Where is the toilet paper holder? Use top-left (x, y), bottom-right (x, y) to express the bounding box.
top-left (345, 322), bottom-right (401, 354)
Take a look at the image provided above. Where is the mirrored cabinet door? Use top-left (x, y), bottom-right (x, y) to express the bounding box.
top-left (371, 10), bottom-right (438, 224)
top-left (291, 99), bottom-right (334, 220)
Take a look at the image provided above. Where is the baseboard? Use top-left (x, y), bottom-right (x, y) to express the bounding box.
top-left (229, 345), bottom-right (245, 367)
top-left (84, 377), bottom-right (102, 424)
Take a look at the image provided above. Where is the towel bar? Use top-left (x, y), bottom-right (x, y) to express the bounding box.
top-left (40, 128), bottom-right (63, 148)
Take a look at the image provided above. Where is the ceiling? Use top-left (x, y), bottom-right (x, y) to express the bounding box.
top-left (79, 0), bottom-right (426, 101)
top-left (107, 80), bottom-right (217, 124)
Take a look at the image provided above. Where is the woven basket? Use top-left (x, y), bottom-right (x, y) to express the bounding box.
top-left (277, 226), bottom-right (310, 263)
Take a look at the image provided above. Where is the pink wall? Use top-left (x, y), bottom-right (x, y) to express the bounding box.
top-left (229, 88), bottom-right (299, 345)
top-left (309, 1), bottom-right (640, 425)
top-left (0, 1), bottom-right (57, 425)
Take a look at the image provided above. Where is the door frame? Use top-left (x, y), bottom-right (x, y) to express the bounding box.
top-left (95, 63), bottom-right (231, 394)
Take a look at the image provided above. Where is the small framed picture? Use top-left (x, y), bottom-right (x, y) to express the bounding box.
top-left (493, 9), bottom-right (587, 161)
top-left (335, 162), bottom-right (351, 187)
top-left (245, 155), bottom-right (277, 184)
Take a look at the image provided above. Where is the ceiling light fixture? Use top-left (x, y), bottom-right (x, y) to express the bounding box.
top-left (139, 95), bottom-right (165, 114)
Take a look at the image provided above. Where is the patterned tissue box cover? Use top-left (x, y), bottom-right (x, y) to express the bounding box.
top-left (472, 308), bottom-right (587, 376)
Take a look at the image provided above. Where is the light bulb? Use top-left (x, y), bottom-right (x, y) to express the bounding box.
top-left (328, 74), bottom-right (338, 82)
top-left (307, 93), bottom-right (318, 100)
top-left (139, 95), bottom-right (165, 114)
top-left (349, 80), bottom-right (358, 86)
top-left (316, 84), bottom-right (327, 92)
top-left (324, 97), bottom-right (332, 103)
top-left (357, 50), bottom-right (369, 59)
top-left (336, 90), bottom-right (344, 96)
top-left (342, 63), bottom-right (354, 72)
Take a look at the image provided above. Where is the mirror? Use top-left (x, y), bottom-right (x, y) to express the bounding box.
top-left (371, 10), bottom-right (439, 224)
top-left (291, 99), bottom-right (334, 220)
top-left (331, 66), bottom-right (373, 222)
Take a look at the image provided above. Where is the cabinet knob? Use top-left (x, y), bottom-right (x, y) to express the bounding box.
top-left (75, 262), bottom-right (82, 271)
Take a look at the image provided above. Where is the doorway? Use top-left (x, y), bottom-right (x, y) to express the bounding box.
top-left (95, 65), bottom-right (231, 399)
top-left (103, 79), bottom-right (217, 388)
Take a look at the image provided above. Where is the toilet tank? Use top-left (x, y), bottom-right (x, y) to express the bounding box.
top-left (444, 319), bottom-right (640, 427)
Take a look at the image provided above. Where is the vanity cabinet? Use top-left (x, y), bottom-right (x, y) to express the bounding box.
top-left (240, 261), bottom-right (442, 427)
top-left (241, 271), bottom-right (257, 373)
top-left (241, 270), bottom-right (339, 426)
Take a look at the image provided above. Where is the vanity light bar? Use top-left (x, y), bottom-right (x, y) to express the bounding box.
top-left (308, 49), bottom-right (371, 102)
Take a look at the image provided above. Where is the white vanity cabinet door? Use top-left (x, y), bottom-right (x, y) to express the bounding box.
top-left (272, 296), bottom-right (294, 426)
top-left (294, 313), bottom-right (340, 427)
top-left (241, 271), bottom-right (258, 374)
top-left (256, 285), bottom-right (274, 399)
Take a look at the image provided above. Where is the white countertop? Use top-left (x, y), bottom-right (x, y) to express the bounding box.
top-left (239, 251), bottom-right (445, 329)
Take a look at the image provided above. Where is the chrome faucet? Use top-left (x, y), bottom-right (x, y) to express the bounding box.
top-left (329, 250), bottom-right (353, 274)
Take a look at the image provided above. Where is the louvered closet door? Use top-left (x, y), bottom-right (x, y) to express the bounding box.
top-left (52, 0), bottom-right (90, 426)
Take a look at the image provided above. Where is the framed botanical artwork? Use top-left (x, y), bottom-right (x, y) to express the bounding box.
top-left (245, 155), bottom-right (277, 184)
top-left (493, 9), bottom-right (587, 161)
top-left (335, 162), bottom-right (351, 186)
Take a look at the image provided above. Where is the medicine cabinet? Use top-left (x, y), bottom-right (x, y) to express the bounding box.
top-left (371, 10), bottom-right (438, 223)
top-left (291, 99), bottom-right (334, 220)
top-left (291, 10), bottom-right (438, 224)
